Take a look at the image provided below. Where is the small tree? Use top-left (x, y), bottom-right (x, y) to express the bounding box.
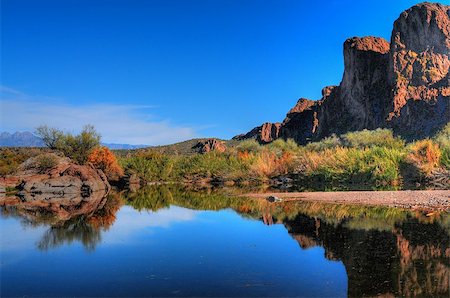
top-left (35, 125), bottom-right (64, 149)
top-left (35, 124), bottom-right (101, 164)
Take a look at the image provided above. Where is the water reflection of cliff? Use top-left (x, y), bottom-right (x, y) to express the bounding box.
top-left (1, 185), bottom-right (449, 296)
top-left (280, 212), bottom-right (450, 297)
top-left (0, 191), bottom-right (123, 251)
top-left (122, 185), bottom-right (450, 297)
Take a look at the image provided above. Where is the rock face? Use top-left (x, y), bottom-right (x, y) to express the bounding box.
top-left (233, 122), bottom-right (281, 144)
top-left (14, 154), bottom-right (110, 200)
top-left (236, 2), bottom-right (450, 144)
top-left (388, 2), bottom-right (450, 139)
top-left (193, 139), bottom-right (227, 154)
top-left (280, 98), bottom-right (320, 144)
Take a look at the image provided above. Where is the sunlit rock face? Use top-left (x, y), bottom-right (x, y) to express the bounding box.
top-left (233, 122), bottom-right (281, 144)
top-left (387, 2), bottom-right (450, 139)
top-left (192, 138), bottom-right (227, 153)
top-left (14, 154), bottom-right (110, 200)
top-left (279, 98), bottom-right (319, 145)
top-left (236, 2), bottom-right (450, 144)
top-left (316, 36), bottom-right (391, 138)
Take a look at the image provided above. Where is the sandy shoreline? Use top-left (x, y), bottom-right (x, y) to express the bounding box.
top-left (244, 190), bottom-right (450, 211)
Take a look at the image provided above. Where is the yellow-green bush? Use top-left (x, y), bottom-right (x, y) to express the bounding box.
top-left (341, 128), bottom-right (405, 149)
top-left (296, 146), bottom-right (405, 186)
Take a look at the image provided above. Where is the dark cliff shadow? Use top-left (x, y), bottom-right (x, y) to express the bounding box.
top-left (282, 212), bottom-right (450, 297)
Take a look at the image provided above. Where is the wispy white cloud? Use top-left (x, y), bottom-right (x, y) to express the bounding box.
top-left (102, 206), bottom-right (199, 244)
top-left (0, 86), bottom-right (198, 145)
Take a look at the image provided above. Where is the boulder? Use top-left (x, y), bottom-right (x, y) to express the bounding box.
top-left (14, 154), bottom-right (110, 200)
top-left (193, 139), bottom-right (227, 154)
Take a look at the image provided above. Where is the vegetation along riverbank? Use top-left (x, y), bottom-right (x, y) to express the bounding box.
top-left (1, 124), bottom-right (449, 197)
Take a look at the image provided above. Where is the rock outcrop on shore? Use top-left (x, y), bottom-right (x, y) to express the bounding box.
top-left (236, 2), bottom-right (450, 144)
top-left (8, 154), bottom-right (110, 200)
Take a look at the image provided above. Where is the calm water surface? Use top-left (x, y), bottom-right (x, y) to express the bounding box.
top-left (1, 186), bottom-right (449, 297)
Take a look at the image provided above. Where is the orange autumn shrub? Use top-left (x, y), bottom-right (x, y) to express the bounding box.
top-left (237, 150), bottom-right (252, 161)
top-left (250, 150), bottom-right (295, 179)
top-left (408, 139), bottom-right (441, 175)
top-left (88, 146), bottom-right (124, 180)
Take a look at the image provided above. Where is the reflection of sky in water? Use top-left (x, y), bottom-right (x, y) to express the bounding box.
top-left (1, 205), bottom-right (347, 297)
top-left (101, 206), bottom-right (199, 245)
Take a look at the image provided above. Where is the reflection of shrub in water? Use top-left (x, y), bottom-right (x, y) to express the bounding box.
top-left (125, 185), bottom-right (256, 213)
top-left (88, 193), bottom-right (124, 230)
top-left (122, 185), bottom-right (450, 234)
top-left (33, 195), bottom-right (123, 251)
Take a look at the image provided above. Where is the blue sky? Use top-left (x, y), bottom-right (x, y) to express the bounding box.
top-left (1, 0), bottom-right (445, 145)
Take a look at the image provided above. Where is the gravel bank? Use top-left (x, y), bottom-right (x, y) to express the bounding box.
top-left (244, 190), bottom-right (450, 211)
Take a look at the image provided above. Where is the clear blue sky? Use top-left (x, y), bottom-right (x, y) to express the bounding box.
top-left (1, 0), bottom-right (446, 144)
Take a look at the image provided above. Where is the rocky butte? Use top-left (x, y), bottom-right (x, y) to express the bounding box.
top-left (234, 2), bottom-right (450, 144)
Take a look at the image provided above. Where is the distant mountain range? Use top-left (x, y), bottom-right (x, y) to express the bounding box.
top-left (0, 132), bottom-right (148, 150)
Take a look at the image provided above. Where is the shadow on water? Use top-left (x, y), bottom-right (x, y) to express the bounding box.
top-left (1, 184), bottom-right (449, 296)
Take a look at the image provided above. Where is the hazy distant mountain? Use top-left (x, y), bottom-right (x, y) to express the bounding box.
top-left (101, 143), bottom-right (148, 150)
top-left (0, 131), bottom-right (148, 149)
top-left (0, 132), bottom-right (45, 147)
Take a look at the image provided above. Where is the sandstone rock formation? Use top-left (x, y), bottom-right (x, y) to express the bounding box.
top-left (193, 139), bottom-right (227, 154)
top-left (233, 122), bottom-right (281, 144)
top-left (236, 2), bottom-right (450, 144)
top-left (13, 154), bottom-right (110, 200)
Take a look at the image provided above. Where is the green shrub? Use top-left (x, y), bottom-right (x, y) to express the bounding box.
top-left (174, 152), bottom-right (249, 180)
top-left (266, 139), bottom-right (299, 155)
top-left (36, 124), bottom-right (101, 164)
top-left (34, 154), bottom-right (59, 173)
top-left (120, 151), bottom-right (175, 182)
top-left (0, 148), bottom-right (43, 176)
top-left (342, 129), bottom-right (405, 149)
top-left (440, 147), bottom-right (450, 170)
top-left (236, 139), bottom-right (262, 153)
top-left (299, 146), bottom-right (405, 186)
top-left (305, 134), bottom-right (341, 151)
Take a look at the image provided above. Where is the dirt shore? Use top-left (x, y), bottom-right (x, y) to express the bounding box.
top-left (244, 190), bottom-right (450, 211)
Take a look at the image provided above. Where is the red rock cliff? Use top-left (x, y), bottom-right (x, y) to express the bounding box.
top-left (236, 2), bottom-right (450, 144)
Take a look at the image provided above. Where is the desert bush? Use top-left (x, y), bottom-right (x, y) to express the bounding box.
top-left (36, 124), bottom-right (101, 164)
top-left (341, 129), bottom-right (405, 149)
top-left (433, 123), bottom-right (450, 169)
top-left (435, 123), bottom-right (450, 148)
top-left (0, 148), bottom-right (43, 176)
top-left (236, 139), bottom-right (262, 153)
top-left (88, 147), bottom-right (124, 180)
top-left (407, 139), bottom-right (441, 175)
top-left (174, 152), bottom-right (249, 181)
top-left (296, 146), bottom-right (405, 186)
top-left (440, 147), bottom-right (450, 170)
top-left (34, 154), bottom-right (59, 173)
top-left (35, 125), bottom-right (64, 149)
top-left (250, 150), bottom-right (278, 179)
top-left (250, 149), bottom-right (295, 179)
top-left (266, 139), bottom-right (299, 155)
top-left (120, 151), bottom-right (175, 182)
top-left (305, 134), bottom-right (341, 151)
